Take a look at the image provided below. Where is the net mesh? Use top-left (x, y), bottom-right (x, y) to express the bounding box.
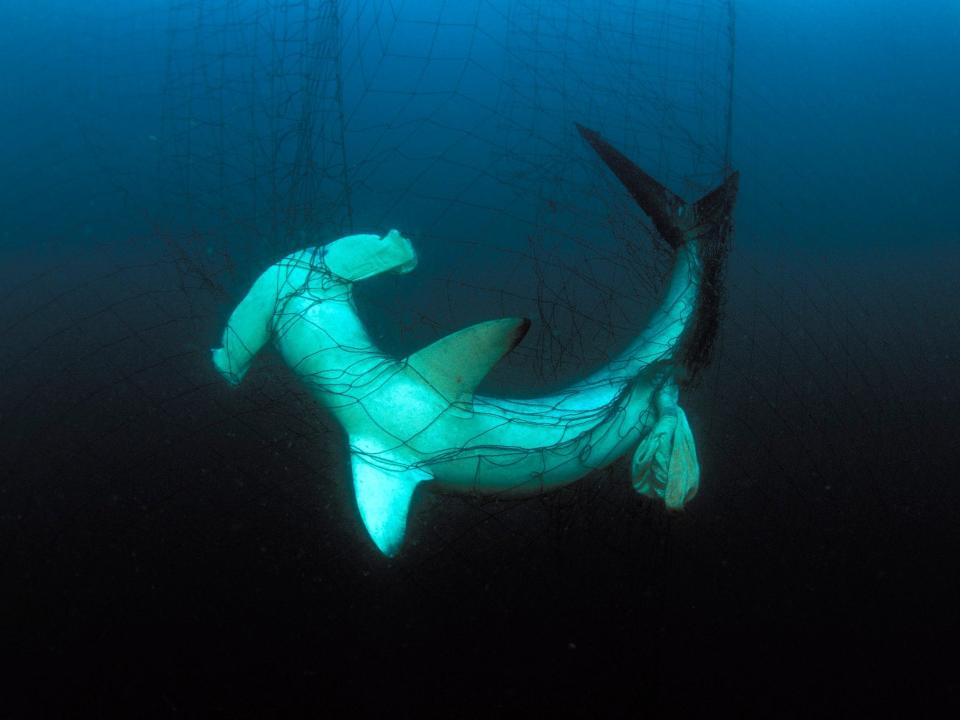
top-left (6, 0), bottom-right (737, 562)
top-left (158, 0), bottom-right (735, 552)
top-left (158, 0), bottom-right (735, 381)
top-left (6, 2), bottom-right (960, 711)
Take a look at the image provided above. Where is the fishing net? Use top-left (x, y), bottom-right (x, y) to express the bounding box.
top-left (1, 3), bottom-right (736, 707)
top-left (158, 0), bottom-right (733, 350)
top-left (4, 0), bottom-right (732, 588)
top-left (15, 0), bottom-right (940, 712)
top-left (147, 0), bottom-right (737, 556)
top-left (7, 1), bottom-right (960, 713)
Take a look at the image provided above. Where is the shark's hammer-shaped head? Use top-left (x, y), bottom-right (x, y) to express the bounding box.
top-left (321, 229), bottom-right (418, 287)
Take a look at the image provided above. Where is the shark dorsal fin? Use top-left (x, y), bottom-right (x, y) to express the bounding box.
top-left (405, 317), bottom-right (531, 404)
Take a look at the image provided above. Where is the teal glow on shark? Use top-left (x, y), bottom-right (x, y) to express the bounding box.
top-left (211, 125), bottom-right (739, 556)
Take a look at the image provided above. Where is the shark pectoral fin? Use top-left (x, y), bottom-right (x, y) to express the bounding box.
top-left (631, 406), bottom-right (700, 509)
top-left (405, 317), bottom-right (530, 405)
top-left (350, 442), bottom-right (433, 557)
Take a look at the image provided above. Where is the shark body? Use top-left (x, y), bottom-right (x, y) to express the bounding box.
top-left (212, 125), bottom-right (738, 555)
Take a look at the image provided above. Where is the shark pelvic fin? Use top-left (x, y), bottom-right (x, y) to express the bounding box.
top-left (350, 437), bottom-right (433, 557)
top-left (631, 405), bottom-right (700, 509)
top-left (405, 317), bottom-right (530, 405)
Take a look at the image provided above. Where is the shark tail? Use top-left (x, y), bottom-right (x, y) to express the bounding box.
top-left (575, 122), bottom-right (739, 380)
top-left (575, 122), bottom-right (738, 249)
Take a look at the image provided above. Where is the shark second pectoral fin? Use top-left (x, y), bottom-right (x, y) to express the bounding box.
top-left (350, 440), bottom-right (433, 557)
top-left (631, 406), bottom-right (700, 509)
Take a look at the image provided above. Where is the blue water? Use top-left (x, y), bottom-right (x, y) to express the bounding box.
top-left (1, 0), bottom-right (958, 714)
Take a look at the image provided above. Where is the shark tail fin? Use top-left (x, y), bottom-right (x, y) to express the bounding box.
top-left (575, 122), bottom-right (739, 250)
top-left (576, 122), bottom-right (739, 381)
top-left (688, 171), bottom-right (740, 244)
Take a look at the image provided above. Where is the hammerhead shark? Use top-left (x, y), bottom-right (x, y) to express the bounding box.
top-left (212, 124), bottom-right (738, 556)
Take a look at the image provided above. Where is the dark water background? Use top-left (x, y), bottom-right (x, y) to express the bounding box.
top-left (1, 0), bottom-right (958, 715)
